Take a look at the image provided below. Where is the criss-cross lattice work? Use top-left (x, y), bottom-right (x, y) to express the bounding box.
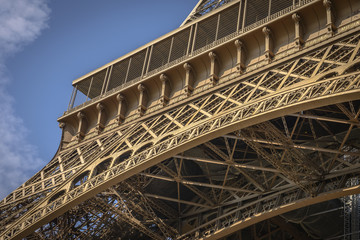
top-left (181, 0), bottom-right (235, 26)
top-left (1, 0), bottom-right (360, 239)
top-left (2, 28), bottom-right (360, 239)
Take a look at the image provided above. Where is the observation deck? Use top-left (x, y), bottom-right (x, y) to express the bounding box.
top-left (58, 0), bottom-right (360, 149)
top-left (1, 0), bottom-right (360, 239)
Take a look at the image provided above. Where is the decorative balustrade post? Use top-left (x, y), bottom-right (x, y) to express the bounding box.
top-left (58, 122), bottom-right (66, 145)
top-left (160, 73), bottom-right (171, 106)
top-left (96, 103), bottom-right (106, 134)
top-left (208, 51), bottom-right (219, 85)
top-left (58, 122), bottom-right (65, 129)
top-left (292, 13), bottom-right (304, 49)
top-left (323, 0), bottom-right (336, 34)
top-left (234, 39), bottom-right (246, 73)
top-left (76, 111), bottom-right (87, 142)
top-left (262, 26), bottom-right (274, 63)
top-left (184, 63), bottom-right (194, 96)
top-left (116, 94), bottom-right (127, 124)
top-left (137, 84), bottom-right (148, 116)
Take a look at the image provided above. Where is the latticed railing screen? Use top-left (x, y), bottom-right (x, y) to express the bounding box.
top-left (68, 0), bottom-right (312, 112)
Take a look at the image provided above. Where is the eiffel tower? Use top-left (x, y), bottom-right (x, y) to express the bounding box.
top-left (1, 0), bottom-right (360, 239)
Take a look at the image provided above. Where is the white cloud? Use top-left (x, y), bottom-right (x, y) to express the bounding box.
top-left (0, 0), bottom-right (50, 59)
top-left (0, 0), bottom-right (50, 199)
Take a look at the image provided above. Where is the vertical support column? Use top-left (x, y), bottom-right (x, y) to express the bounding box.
top-left (236, 0), bottom-right (242, 32)
top-left (168, 36), bottom-right (174, 63)
top-left (268, 0), bottom-right (272, 20)
top-left (125, 58), bottom-right (132, 83)
top-left (116, 94), bottom-right (127, 125)
top-left (145, 46), bottom-right (153, 76)
top-left (191, 23), bottom-right (198, 54)
top-left (344, 178), bottom-right (360, 240)
top-left (58, 156), bottom-right (66, 181)
top-left (184, 63), bottom-right (194, 96)
top-left (351, 178), bottom-right (360, 240)
top-left (209, 51), bottom-right (219, 85)
top-left (292, 13), bottom-right (304, 49)
top-left (186, 25), bottom-right (194, 55)
top-left (142, 47), bottom-right (150, 78)
top-left (351, 194), bottom-right (360, 240)
top-left (85, 77), bottom-right (93, 101)
top-left (215, 14), bottom-right (220, 41)
top-left (323, 0), bottom-right (336, 34)
top-left (195, 213), bottom-right (202, 238)
top-left (215, 207), bottom-right (223, 230)
top-left (344, 194), bottom-right (351, 240)
top-left (137, 84), bottom-right (148, 116)
top-left (100, 67), bottom-right (110, 95)
top-left (241, 0), bottom-right (247, 30)
top-left (160, 73), bottom-right (171, 106)
top-left (68, 86), bottom-right (77, 110)
top-left (234, 39), bottom-right (246, 73)
top-left (76, 111), bottom-right (87, 142)
top-left (96, 103), bottom-right (106, 134)
top-left (262, 26), bottom-right (274, 63)
top-left (104, 66), bottom-right (113, 94)
top-left (58, 122), bottom-right (66, 145)
top-left (40, 171), bottom-right (45, 189)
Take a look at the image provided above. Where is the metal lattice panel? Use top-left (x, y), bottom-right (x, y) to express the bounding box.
top-left (181, 0), bottom-right (234, 26)
top-left (1, 0), bottom-right (360, 239)
top-left (68, 0), bottom-right (322, 112)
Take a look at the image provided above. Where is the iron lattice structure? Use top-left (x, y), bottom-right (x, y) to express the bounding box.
top-left (1, 0), bottom-right (360, 239)
top-left (181, 0), bottom-right (234, 26)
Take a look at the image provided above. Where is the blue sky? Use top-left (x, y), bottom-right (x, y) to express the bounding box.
top-left (0, 0), bottom-right (196, 199)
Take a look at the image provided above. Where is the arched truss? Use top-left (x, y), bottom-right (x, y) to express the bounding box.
top-left (1, 24), bottom-right (360, 240)
top-left (7, 100), bottom-right (360, 240)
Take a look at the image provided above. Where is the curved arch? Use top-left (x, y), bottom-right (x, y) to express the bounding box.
top-left (5, 74), bottom-right (360, 239)
top-left (316, 70), bottom-right (338, 81)
top-left (340, 59), bottom-right (360, 75)
top-left (184, 184), bottom-right (360, 239)
top-left (134, 142), bottom-right (153, 155)
top-left (223, 45), bottom-right (235, 70)
top-left (48, 190), bottom-right (66, 204)
top-left (199, 53), bottom-right (209, 78)
top-left (113, 150), bottom-right (132, 166)
top-left (155, 134), bottom-right (173, 144)
top-left (70, 171), bottom-right (90, 190)
top-left (91, 158), bottom-right (112, 177)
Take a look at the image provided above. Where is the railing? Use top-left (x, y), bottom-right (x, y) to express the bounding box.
top-left (63, 0), bottom-right (319, 116)
top-left (61, 19), bottom-right (360, 148)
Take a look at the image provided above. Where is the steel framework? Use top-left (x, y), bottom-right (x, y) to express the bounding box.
top-left (1, 0), bottom-right (360, 239)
